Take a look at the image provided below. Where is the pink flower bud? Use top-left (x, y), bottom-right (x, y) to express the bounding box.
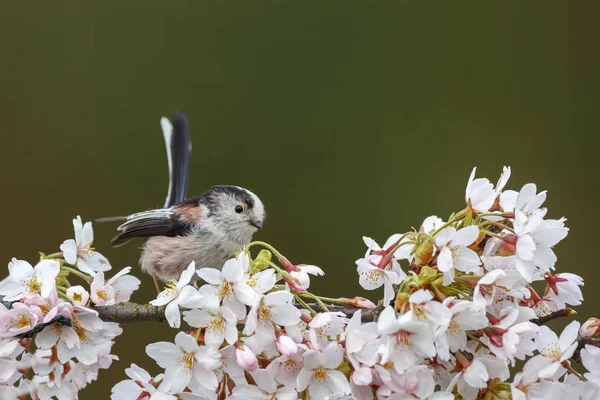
top-left (276, 335), bottom-right (297, 357)
top-left (278, 255), bottom-right (300, 272)
top-left (580, 318), bottom-right (600, 338)
top-left (344, 297), bottom-right (377, 309)
top-left (283, 272), bottom-right (306, 292)
top-left (235, 345), bottom-right (258, 372)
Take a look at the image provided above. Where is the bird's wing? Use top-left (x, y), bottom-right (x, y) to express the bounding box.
top-left (110, 209), bottom-right (187, 246)
top-left (162, 111), bottom-right (192, 208)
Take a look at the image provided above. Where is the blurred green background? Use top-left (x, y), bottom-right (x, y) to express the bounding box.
top-left (1, 1), bottom-right (598, 398)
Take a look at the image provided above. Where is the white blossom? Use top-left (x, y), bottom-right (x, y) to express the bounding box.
top-left (60, 216), bottom-right (111, 275)
top-left (297, 342), bottom-right (350, 399)
top-left (436, 226), bottom-right (481, 285)
top-left (0, 258), bottom-right (59, 302)
top-left (150, 262), bottom-right (204, 328)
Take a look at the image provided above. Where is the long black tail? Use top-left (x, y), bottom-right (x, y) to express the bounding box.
top-left (162, 111), bottom-right (192, 208)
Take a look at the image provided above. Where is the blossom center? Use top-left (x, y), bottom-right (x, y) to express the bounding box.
top-left (26, 277), bottom-right (41, 294)
top-left (72, 293), bottom-right (82, 302)
top-left (394, 331), bottom-right (412, 347)
top-left (96, 289), bottom-right (108, 300)
top-left (541, 343), bottom-right (561, 360)
top-left (246, 274), bottom-right (257, 288)
top-left (209, 317), bottom-right (225, 334)
top-left (78, 242), bottom-right (95, 257)
top-left (412, 306), bottom-right (426, 321)
top-left (179, 353), bottom-right (195, 369)
top-left (450, 245), bottom-right (461, 259)
top-left (259, 306), bottom-right (272, 322)
top-left (219, 282), bottom-right (233, 300)
top-left (162, 280), bottom-right (179, 296)
top-left (14, 313), bottom-right (31, 329)
top-left (363, 269), bottom-right (382, 284)
top-left (448, 319), bottom-right (460, 335)
top-left (312, 367), bottom-right (328, 383)
top-left (282, 358), bottom-right (301, 375)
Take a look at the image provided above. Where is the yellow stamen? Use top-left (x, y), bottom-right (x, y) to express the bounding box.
top-left (219, 282), bottom-right (233, 300)
top-left (179, 353), bottom-right (194, 369)
top-left (14, 314), bottom-right (31, 329)
top-left (96, 289), bottom-right (107, 300)
top-left (312, 367), bottom-right (328, 383)
top-left (27, 277), bottom-right (41, 294)
top-left (209, 317), bottom-right (225, 334)
top-left (79, 243), bottom-right (96, 257)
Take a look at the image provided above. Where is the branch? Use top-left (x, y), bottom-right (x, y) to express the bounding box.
top-left (94, 304), bottom-right (576, 325)
top-left (531, 308), bottom-right (576, 325)
top-left (95, 302), bottom-right (167, 323)
top-left (572, 336), bottom-right (600, 364)
top-left (94, 301), bottom-right (382, 324)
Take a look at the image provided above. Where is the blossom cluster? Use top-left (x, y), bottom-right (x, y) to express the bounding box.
top-left (108, 167), bottom-right (597, 400)
top-left (0, 216), bottom-right (140, 399)
top-left (1, 167), bottom-right (598, 400)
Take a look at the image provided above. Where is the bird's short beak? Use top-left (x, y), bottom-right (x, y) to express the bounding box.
top-left (251, 220), bottom-right (263, 229)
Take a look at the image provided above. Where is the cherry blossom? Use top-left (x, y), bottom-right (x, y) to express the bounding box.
top-left (146, 332), bottom-right (221, 393)
top-left (150, 262), bottom-right (204, 328)
top-left (534, 321), bottom-right (580, 378)
top-left (297, 342), bottom-right (350, 399)
top-left (231, 369), bottom-right (298, 399)
top-left (378, 306), bottom-right (436, 374)
top-left (196, 254), bottom-right (256, 319)
top-left (66, 285), bottom-right (89, 307)
top-left (465, 166), bottom-right (511, 213)
top-left (183, 305), bottom-right (238, 347)
top-left (0, 258), bottom-right (59, 301)
top-left (435, 226), bottom-right (481, 285)
top-left (243, 291), bottom-right (301, 352)
top-left (60, 216), bottom-right (111, 275)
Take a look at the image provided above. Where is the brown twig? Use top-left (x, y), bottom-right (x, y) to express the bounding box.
top-left (572, 336), bottom-right (600, 364)
top-left (94, 302), bottom-right (382, 324)
top-left (531, 308), bottom-right (576, 325)
top-left (95, 302), bottom-right (167, 323)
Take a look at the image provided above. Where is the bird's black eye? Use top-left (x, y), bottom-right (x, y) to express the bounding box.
top-left (235, 204), bottom-right (245, 214)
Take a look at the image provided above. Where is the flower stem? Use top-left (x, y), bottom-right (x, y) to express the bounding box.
top-left (481, 230), bottom-right (506, 239)
top-left (294, 294), bottom-right (317, 316)
top-left (480, 220), bottom-right (515, 234)
top-left (297, 292), bottom-right (330, 312)
top-left (61, 267), bottom-right (92, 283)
top-left (430, 207), bottom-right (471, 237)
top-left (565, 362), bottom-right (587, 382)
top-left (45, 252), bottom-right (64, 260)
top-left (245, 241), bottom-right (285, 260)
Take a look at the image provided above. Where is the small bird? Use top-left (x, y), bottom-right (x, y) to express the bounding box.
top-left (99, 112), bottom-right (265, 291)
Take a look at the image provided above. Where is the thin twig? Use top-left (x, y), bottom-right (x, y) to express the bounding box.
top-left (531, 308), bottom-right (576, 325)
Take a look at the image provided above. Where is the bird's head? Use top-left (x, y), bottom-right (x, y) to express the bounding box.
top-left (199, 185), bottom-right (265, 240)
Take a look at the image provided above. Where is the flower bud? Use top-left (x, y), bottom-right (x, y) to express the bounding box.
top-left (235, 344), bottom-right (258, 372)
top-left (418, 266), bottom-right (439, 284)
top-left (66, 285), bottom-right (89, 307)
top-left (395, 292), bottom-right (410, 312)
top-left (497, 234), bottom-right (517, 256)
top-left (414, 241), bottom-right (434, 266)
top-left (580, 318), bottom-right (600, 338)
top-left (278, 255), bottom-right (300, 273)
top-left (342, 297), bottom-right (377, 309)
top-left (276, 335), bottom-right (297, 357)
top-left (282, 271), bottom-right (306, 292)
top-left (252, 249), bottom-right (272, 271)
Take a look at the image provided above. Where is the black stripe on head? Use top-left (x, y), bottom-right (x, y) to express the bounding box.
top-left (195, 185), bottom-right (255, 211)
